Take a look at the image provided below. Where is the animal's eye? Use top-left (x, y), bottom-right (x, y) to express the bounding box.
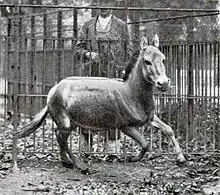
top-left (162, 59), bottom-right (166, 64)
top-left (144, 60), bottom-right (152, 66)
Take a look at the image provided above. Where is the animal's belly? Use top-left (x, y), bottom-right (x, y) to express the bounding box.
top-left (68, 91), bottom-right (120, 130)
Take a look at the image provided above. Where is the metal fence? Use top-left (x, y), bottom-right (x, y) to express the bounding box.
top-left (0, 3), bottom-right (220, 158)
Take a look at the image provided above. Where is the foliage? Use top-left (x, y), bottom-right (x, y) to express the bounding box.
top-left (159, 99), bottom-right (220, 151)
top-left (1, 0), bottom-right (219, 41)
top-left (138, 0), bottom-right (220, 41)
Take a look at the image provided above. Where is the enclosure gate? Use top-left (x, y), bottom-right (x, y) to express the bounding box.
top-left (0, 3), bottom-right (220, 159)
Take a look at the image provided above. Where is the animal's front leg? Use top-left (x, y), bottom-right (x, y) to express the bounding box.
top-left (122, 127), bottom-right (148, 162)
top-left (152, 115), bottom-right (186, 163)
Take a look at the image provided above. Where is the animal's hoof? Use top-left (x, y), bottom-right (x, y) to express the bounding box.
top-left (177, 154), bottom-right (187, 163)
top-left (105, 154), bottom-right (120, 163)
top-left (121, 155), bottom-right (140, 163)
top-left (80, 167), bottom-right (90, 175)
top-left (176, 154), bottom-right (187, 167)
top-left (80, 167), bottom-right (98, 175)
top-left (62, 161), bottom-right (74, 169)
top-left (129, 156), bottom-right (141, 162)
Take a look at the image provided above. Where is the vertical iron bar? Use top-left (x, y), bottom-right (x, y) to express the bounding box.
top-left (78, 127), bottom-right (82, 154)
top-left (30, 10), bottom-right (36, 153)
top-left (73, 8), bottom-right (78, 39)
top-left (18, 14), bottom-right (22, 111)
top-left (71, 39), bottom-right (75, 76)
top-left (176, 44), bottom-right (181, 139)
top-left (123, 0), bottom-right (128, 163)
top-left (52, 39), bottom-right (56, 83)
top-left (43, 12), bottom-right (48, 94)
top-left (88, 129), bottom-right (91, 153)
top-left (98, 41), bottom-right (101, 76)
top-left (213, 42), bottom-right (217, 151)
top-left (150, 125), bottom-right (153, 153)
top-left (209, 43), bottom-right (213, 151)
top-left (89, 40), bottom-right (92, 76)
top-left (105, 131), bottom-right (109, 153)
top-left (97, 131), bottom-right (100, 153)
top-left (51, 118), bottom-right (55, 153)
top-left (107, 40), bottom-right (110, 77)
top-left (168, 45), bottom-right (173, 153)
top-left (30, 10), bottom-right (35, 117)
top-left (3, 37), bottom-right (9, 152)
top-left (12, 0), bottom-right (20, 171)
top-left (79, 40), bottom-right (83, 76)
top-left (51, 39), bottom-right (56, 153)
top-left (216, 42), bottom-right (220, 150)
top-left (184, 44), bottom-right (189, 153)
top-left (42, 12), bottom-right (48, 153)
top-left (188, 42), bottom-right (194, 147)
top-left (115, 128), bottom-right (119, 153)
top-left (204, 43), bottom-right (208, 151)
top-left (61, 39), bottom-right (65, 78)
top-left (71, 7), bottom-right (77, 76)
top-left (194, 43), bottom-right (198, 149)
top-left (7, 19), bottom-right (11, 114)
top-left (24, 37), bottom-right (28, 153)
top-left (57, 10), bottom-right (62, 81)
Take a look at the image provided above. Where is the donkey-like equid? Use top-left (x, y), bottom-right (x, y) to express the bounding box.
top-left (16, 37), bottom-right (185, 172)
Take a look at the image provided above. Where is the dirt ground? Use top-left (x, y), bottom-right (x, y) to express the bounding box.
top-left (0, 153), bottom-right (220, 195)
top-left (0, 116), bottom-right (220, 194)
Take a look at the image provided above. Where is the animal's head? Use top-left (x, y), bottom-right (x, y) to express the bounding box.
top-left (140, 34), bottom-right (170, 92)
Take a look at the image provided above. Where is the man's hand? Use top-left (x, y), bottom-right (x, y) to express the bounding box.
top-left (85, 52), bottom-right (99, 62)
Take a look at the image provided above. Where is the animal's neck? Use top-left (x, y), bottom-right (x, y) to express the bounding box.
top-left (126, 56), bottom-right (154, 100)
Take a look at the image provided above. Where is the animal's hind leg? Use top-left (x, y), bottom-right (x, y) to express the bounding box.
top-left (152, 115), bottom-right (186, 163)
top-left (51, 110), bottom-right (75, 168)
top-left (122, 127), bottom-right (148, 162)
top-left (55, 128), bottom-right (73, 168)
top-left (57, 128), bottom-right (88, 172)
top-left (53, 112), bottom-right (89, 171)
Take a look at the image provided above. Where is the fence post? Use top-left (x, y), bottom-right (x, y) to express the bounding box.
top-left (12, 0), bottom-right (20, 172)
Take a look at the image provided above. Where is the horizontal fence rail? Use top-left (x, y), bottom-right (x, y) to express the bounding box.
top-left (1, 4), bottom-right (220, 12)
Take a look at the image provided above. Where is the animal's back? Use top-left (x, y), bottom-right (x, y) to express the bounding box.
top-left (47, 77), bottom-right (127, 130)
top-left (62, 76), bottom-right (124, 91)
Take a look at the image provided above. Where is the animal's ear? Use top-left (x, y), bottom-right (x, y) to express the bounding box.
top-left (140, 35), bottom-right (148, 50)
top-left (152, 33), bottom-right (159, 47)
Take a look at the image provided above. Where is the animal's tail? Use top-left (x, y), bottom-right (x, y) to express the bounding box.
top-left (16, 106), bottom-right (48, 138)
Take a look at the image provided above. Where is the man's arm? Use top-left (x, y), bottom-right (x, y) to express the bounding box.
top-left (76, 23), bottom-right (99, 62)
top-left (75, 24), bottom-right (89, 59)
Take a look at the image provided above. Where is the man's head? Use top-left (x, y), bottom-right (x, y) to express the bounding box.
top-left (96, 0), bottom-right (115, 18)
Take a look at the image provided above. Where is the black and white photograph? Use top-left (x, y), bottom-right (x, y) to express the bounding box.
top-left (0, 0), bottom-right (220, 194)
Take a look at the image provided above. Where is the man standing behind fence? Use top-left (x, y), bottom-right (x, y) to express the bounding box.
top-left (76, 0), bottom-right (133, 78)
top-left (76, 0), bottom-right (133, 154)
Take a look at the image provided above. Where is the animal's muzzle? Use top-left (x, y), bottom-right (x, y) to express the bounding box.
top-left (155, 77), bottom-right (171, 92)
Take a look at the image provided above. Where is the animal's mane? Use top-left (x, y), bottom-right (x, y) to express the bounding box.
top-left (123, 50), bottom-right (140, 81)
